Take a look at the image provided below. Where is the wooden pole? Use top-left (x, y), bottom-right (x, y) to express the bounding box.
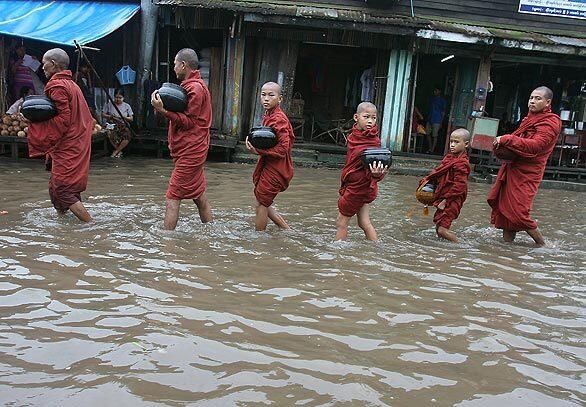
top-left (0, 35), bottom-right (5, 114)
top-left (74, 40), bottom-right (136, 138)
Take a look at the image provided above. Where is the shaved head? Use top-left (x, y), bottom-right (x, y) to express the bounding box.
top-left (533, 86), bottom-right (553, 101)
top-left (176, 48), bottom-right (199, 69)
top-left (357, 102), bottom-right (377, 114)
top-left (44, 48), bottom-right (69, 69)
top-left (451, 128), bottom-right (471, 141)
top-left (261, 82), bottom-right (281, 95)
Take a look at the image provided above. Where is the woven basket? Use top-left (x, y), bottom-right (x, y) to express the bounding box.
top-left (415, 183), bottom-right (436, 206)
top-left (288, 92), bottom-right (304, 118)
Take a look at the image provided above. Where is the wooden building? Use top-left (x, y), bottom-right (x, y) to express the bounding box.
top-left (149, 0), bottom-right (585, 163)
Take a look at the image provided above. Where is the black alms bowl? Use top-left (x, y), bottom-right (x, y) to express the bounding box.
top-left (158, 82), bottom-right (188, 112)
top-left (362, 148), bottom-right (392, 168)
top-left (249, 126), bottom-right (277, 150)
top-left (21, 95), bottom-right (57, 122)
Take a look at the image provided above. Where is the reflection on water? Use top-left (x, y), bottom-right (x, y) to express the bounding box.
top-left (0, 158), bottom-right (584, 406)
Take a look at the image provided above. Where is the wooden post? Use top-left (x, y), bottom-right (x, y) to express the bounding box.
top-left (222, 33), bottom-right (246, 137)
top-left (137, 0), bottom-right (159, 124)
top-left (0, 35), bottom-right (5, 114)
top-left (381, 49), bottom-right (413, 151)
top-left (472, 55), bottom-right (492, 114)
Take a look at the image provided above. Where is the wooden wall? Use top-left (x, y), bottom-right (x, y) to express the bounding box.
top-left (299, 0), bottom-right (585, 35)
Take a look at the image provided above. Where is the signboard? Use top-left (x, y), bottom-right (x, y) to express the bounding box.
top-left (518, 0), bottom-right (586, 20)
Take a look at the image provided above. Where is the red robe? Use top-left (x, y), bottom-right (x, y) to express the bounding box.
top-left (163, 70), bottom-right (212, 200)
top-left (420, 152), bottom-right (470, 229)
top-left (27, 70), bottom-right (93, 212)
top-left (253, 106), bottom-right (295, 207)
top-left (487, 107), bottom-right (561, 231)
top-left (338, 125), bottom-right (385, 217)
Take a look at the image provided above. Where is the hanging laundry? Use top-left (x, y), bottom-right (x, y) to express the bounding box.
top-left (360, 68), bottom-right (373, 102)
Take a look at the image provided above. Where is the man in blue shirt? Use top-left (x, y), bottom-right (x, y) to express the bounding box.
top-left (426, 86), bottom-right (447, 154)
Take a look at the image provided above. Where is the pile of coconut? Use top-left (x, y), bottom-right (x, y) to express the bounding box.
top-left (1, 114), bottom-right (103, 138)
top-left (1, 115), bottom-right (27, 137)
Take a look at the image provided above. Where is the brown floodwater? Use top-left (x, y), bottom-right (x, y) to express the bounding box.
top-left (0, 158), bottom-right (584, 406)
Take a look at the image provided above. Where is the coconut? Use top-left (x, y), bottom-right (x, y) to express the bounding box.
top-left (11, 120), bottom-right (19, 127)
top-left (9, 130), bottom-right (17, 137)
top-left (0, 130), bottom-right (8, 136)
top-left (17, 131), bottom-right (26, 137)
top-left (2, 116), bottom-right (11, 125)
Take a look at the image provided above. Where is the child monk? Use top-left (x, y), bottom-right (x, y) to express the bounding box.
top-left (420, 128), bottom-right (471, 243)
top-left (335, 102), bottom-right (388, 241)
top-left (23, 48), bottom-right (93, 222)
top-left (245, 82), bottom-right (294, 231)
top-left (151, 48), bottom-right (213, 230)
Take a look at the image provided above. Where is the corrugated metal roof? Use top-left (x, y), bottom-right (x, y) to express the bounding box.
top-left (420, 20), bottom-right (586, 54)
top-left (155, 0), bottom-right (425, 28)
top-left (156, 0), bottom-right (586, 54)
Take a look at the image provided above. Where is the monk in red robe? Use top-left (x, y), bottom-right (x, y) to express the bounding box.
top-left (245, 82), bottom-right (295, 231)
top-left (419, 129), bottom-right (471, 243)
top-left (151, 48), bottom-right (213, 230)
top-left (335, 102), bottom-right (388, 241)
top-left (488, 86), bottom-right (561, 246)
top-left (23, 48), bottom-right (93, 222)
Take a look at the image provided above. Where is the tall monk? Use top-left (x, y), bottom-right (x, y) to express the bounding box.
top-left (22, 48), bottom-right (93, 222)
top-left (335, 102), bottom-right (388, 241)
top-left (151, 48), bottom-right (213, 230)
top-left (419, 129), bottom-right (471, 243)
top-left (487, 86), bottom-right (561, 246)
top-left (245, 82), bottom-right (294, 231)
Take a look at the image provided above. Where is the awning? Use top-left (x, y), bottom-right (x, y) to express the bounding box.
top-left (417, 20), bottom-right (586, 56)
top-left (0, 0), bottom-right (140, 46)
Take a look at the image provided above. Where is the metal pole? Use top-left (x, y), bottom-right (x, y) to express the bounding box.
top-left (74, 40), bottom-right (136, 138)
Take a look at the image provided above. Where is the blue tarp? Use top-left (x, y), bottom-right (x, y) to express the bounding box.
top-left (0, 1), bottom-right (140, 46)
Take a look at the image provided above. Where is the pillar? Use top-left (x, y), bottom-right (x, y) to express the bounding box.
top-left (137, 0), bottom-right (159, 120)
top-left (381, 49), bottom-right (413, 151)
top-left (223, 34), bottom-right (246, 136)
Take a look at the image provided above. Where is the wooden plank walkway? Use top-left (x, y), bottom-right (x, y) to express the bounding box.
top-left (133, 128), bottom-right (238, 161)
top-left (0, 132), bottom-right (109, 160)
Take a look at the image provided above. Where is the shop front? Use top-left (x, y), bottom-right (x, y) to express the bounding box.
top-left (0, 0), bottom-right (141, 159)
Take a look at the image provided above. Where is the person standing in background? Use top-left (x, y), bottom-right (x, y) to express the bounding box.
top-left (426, 86), bottom-right (447, 154)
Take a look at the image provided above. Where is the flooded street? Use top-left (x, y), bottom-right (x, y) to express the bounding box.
top-left (0, 158), bottom-right (584, 406)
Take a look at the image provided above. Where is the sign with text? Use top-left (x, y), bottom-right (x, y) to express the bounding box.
top-left (518, 0), bottom-right (586, 19)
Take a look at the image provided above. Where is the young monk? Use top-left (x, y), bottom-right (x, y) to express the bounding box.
top-left (22, 48), bottom-right (93, 222)
top-left (335, 102), bottom-right (389, 241)
top-left (151, 48), bottom-right (213, 230)
top-left (245, 82), bottom-right (294, 231)
top-left (487, 86), bottom-right (561, 246)
top-left (420, 128), bottom-right (471, 243)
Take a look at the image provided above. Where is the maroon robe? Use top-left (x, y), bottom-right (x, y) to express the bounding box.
top-left (27, 70), bottom-right (93, 212)
top-left (338, 125), bottom-right (385, 217)
top-left (420, 152), bottom-right (470, 229)
top-left (253, 105), bottom-right (295, 207)
top-left (163, 70), bottom-right (212, 201)
top-left (487, 107), bottom-right (561, 231)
